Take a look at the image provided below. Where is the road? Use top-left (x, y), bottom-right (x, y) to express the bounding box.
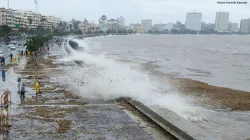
top-left (0, 41), bottom-right (26, 65)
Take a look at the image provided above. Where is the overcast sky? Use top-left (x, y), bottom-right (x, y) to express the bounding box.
top-left (0, 0), bottom-right (249, 24)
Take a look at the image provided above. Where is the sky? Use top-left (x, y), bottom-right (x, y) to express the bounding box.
top-left (0, 0), bottom-right (249, 24)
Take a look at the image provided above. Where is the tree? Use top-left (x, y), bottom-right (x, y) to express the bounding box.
top-left (1, 25), bottom-right (12, 34)
top-left (0, 30), bottom-right (5, 37)
top-left (26, 35), bottom-right (53, 52)
top-left (72, 20), bottom-right (80, 32)
top-left (128, 29), bottom-right (133, 34)
top-left (69, 24), bottom-right (72, 32)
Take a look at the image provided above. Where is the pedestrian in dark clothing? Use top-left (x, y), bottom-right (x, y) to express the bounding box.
top-left (2, 57), bottom-right (5, 65)
top-left (20, 83), bottom-right (26, 99)
top-left (25, 50), bottom-right (28, 56)
top-left (10, 53), bottom-right (13, 61)
top-left (21, 50), bottom-right (23, 56)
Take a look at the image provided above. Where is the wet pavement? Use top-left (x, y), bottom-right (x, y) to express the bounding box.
top-left (0, 43), bottom-right (159, 140)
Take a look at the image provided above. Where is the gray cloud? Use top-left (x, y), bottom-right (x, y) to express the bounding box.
top-left (0, 0), bottom-right (249, 24)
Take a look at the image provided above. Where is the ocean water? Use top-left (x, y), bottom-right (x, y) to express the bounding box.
top-left (59, 35), bottom-right (250, 140)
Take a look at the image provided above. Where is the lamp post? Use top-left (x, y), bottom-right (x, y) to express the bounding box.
top-left (7, 0), bottom-right (9, 9)
top-left (34, 0), bottom-right (38, 35)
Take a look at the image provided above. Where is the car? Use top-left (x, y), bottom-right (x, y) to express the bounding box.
top-left (8, 44), bottom-right (16, 50)
top-left (10, 46), bottom-right (16, 50)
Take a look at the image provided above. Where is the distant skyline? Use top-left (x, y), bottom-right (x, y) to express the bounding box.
top-left (0, 0), bottom-right (249, 24)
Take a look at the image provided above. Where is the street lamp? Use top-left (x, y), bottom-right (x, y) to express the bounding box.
top-left (7, 0), bottom-right (9, 9)
top-left (34, 0), bottom-right (38, 35)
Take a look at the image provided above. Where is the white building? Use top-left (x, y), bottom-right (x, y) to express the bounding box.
top-left (141, 19), bottom-right (152, 33)
top-left (164, 23), bottom-right (174, 30)
top-left (0, 8), bottom-right (8, 25)
top-left (185, 12), bottom-right (202, 31)
top-left (215, 12), bottom-right (229, 32)
top-left (239, 19), bottom-right (250, 33)
top-left (228, 22), bottom-right (238, 32)
top-left (46, 16), bottom-right (60, 28)
top-left (118, 16), bottom-right (125, 26)
top-left (0, 8), bottom-right (15, 27)
top-left (141, 20), bottom-right (152, 28)
top-left (12, 10), bottom-right (28, 28)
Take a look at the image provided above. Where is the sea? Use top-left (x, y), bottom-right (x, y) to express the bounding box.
top-left (2, 35), bottom-right (250, 139)
top-left (58, 34), bottom-right (250, 140)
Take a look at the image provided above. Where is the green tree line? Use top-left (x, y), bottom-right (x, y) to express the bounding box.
top-left (25, 35), bottom-right (53, 52)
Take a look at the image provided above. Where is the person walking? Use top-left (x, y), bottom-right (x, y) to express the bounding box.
top-left (1, 70), bottom-right (6, 81)
top-left (0, 57), bottom-right (4, 66)
top-left (13, 57), bottom-right (16, 65)
top-left (34, 81), bottom-right (40, 97)
top-left (20, 83), bottom-right (26, 100)
top-left (2, 57), bottom-right (5, 66)
top-left (25, 50), bottom-right (28, 56)
top-left (18, 53), bottom-right (21, 61)
top-left (10, 53), bottom-right (13, 61)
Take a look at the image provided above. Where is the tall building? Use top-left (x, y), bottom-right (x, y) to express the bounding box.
top-left (185, 12), bottom-right (202, 31)
top-left (118, 16), bottom-right (125, 26)
top-left (239, 19), bottom-right (250, 33)
top-left (228, 21), bottom-right (238, 32)
top-left (215, 12), bottom-right (229, 32)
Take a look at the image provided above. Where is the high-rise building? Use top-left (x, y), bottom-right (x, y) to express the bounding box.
top-left (228, 21), bottom-right (238, 32)
top-left (215, 12), bottom-right (229, 32)
top-left (239, 19), bottom-right (250, 33)
top-left (118, 16), bottom-right (125, 26)
top-left (185, 12), bottom-right (202, 31)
